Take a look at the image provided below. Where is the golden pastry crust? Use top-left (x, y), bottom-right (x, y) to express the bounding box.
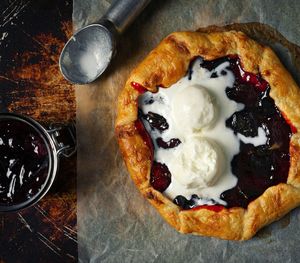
top-left (115, 30), bottom-right (300, 240)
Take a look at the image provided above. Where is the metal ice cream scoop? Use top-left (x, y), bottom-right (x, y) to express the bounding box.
top-left (59, 0), bottom-right (151, 84)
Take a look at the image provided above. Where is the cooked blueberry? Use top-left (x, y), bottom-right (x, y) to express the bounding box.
top-left (156, 137), bottom-right (181, 149)
top-left (259, 97), bottom-right (276, 115)
top-left (266, 116), bottom-right (292, 147)
top-left (210, 72), bottom-right (218, 78)
top-left (253, 144), bottom-right (270, 155)
top-left (226, 110), bottom-right (259, 137)
top-left (258, 89), bottom-right (278, 117)
top-left (226, 83), bottom-right (259, 105)
top-left (143, 112), bottom-right (169, 132)
top-left (173, 195), bottom-right (192, 209)
top-left (145, 98), bottom-right (154, 104)
top-left (221, 187), bottom-right (249, 209)
top-left (200, 56), bottom-right (229, 71)
top-left (150, 162), bottom-right (171, 192)
top-left (221, 70), bottom-right (227, 76)
top-left (249, 149), bottom-right (273, 176)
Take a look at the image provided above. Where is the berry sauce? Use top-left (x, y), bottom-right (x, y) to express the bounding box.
top-left (219, 57), bottom-right (292, 208)
top-left (0, 119), bottom-right (50, 206)
top-left (134, 56), bottom-right (293, 210)
top-left (131, 81), bottom-right (147, 94)
top-left (150, 161), bottom-right (171, 192)
top-left (192, 204), bottom-right (224, 212)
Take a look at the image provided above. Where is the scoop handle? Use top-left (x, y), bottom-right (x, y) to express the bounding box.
top-left (102, 0), bottom-right (151, 34)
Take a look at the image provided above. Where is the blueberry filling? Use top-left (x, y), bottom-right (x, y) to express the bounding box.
top-left (136, 56), bottom-right (293, 210)
top-left (0, 119), bottom-right (49, 205)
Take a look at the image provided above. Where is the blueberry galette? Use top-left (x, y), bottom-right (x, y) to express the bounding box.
top-left (115, 30), bottom-right (300, 240)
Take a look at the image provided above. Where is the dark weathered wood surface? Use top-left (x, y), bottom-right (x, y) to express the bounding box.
top-left (0, 0), bottom-right (77, 262)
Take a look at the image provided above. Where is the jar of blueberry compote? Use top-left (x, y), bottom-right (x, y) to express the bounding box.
top-left (0, 113), bottom-right (76, 212)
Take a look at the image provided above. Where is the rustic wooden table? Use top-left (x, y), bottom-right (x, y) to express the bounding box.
top-left (0, 0), bottom-right (77, 262)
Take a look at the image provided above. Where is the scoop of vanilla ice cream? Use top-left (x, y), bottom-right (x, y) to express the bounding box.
top-left (169, 136), bottom-right (223, 189)
top-left (172, 85), bottom-right (215, 134)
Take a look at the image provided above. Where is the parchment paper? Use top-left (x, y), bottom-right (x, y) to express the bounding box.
top-left (75, 1), bottom-right (300, 262)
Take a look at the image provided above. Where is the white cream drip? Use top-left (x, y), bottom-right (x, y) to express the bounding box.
top-left (237, 127), bottom-right (267, 146)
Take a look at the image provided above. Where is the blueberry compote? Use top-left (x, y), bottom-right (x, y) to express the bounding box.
top-left (218, 56), bottom-right (293, 208)
top-left (0, 119), bottom-right (50, 206)
top-left (134, 56), bottom-right (293, 210)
